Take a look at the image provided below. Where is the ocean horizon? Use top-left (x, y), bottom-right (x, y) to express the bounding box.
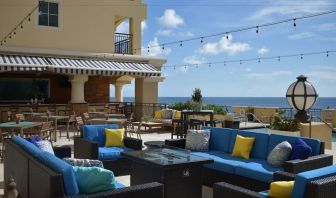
top-left (110, 97), bottom-right (336, 109)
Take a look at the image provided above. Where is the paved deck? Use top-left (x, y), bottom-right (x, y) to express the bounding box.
top-left (0, 123), bottom-right (335, 198)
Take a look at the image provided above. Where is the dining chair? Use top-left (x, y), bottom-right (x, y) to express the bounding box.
top-left (75, 116), bottom-right (84, 137)
top-left (15, 114), bottom-right (25, 121)
top-left (39, 121), bottom-right (55, 141)
top-left (58, 114), bottom-right (76, 140)
top-left (82, 112), bottom-right (91, 124)
top-left (124, 121), bottom-right (142, 139)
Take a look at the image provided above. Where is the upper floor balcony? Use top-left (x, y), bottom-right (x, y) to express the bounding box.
top-left (114, 33), bottom-right (133, 55)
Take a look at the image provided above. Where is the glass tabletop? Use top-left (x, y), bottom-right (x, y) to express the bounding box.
top-left (0, 121), bottom-right (35, 127)
top-left (123, 147), bottom-right (212, 166)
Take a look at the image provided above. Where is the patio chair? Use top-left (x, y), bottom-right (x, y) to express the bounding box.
top-left (15, 114), bottom-right (25, 121)
top-left (83, 112), bottom-right (90, 124)
top-left (75, 116), bottom-right (84, 137)
top-left (124, 121), bottom-right (142, 139)
top-left (39, 121), bottom-right (55, 140)
top-left (58, 114), bottom-right (76, 140)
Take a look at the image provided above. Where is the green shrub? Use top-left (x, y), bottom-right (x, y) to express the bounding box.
top-left (169, 101), bottom-right (227, 115)
top-left (191, 88), bottom-right (202, 103)
top-left (271, 116), bottom-right (300, 132)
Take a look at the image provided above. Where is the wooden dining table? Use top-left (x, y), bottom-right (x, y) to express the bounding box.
top-left (0, 121), bottom-right (42, 137)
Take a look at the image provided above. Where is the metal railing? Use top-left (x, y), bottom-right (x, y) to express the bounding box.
top-left (114, 33), bottom-right (133, 54)
top-left (279, 108), bottom-right (322, 122)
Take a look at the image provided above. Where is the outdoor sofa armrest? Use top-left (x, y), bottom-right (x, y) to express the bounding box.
top-left (53, 146), bottom-right (72, 159)
top-left (124, 137), bottom-right (142, 150)
top-left (283, 154), bottom-right (333, 174)
top-left (68, 182), bottom-right (164, 198)
top-left (74, 137), bottom-right (99, 159)
top-left (164, 138), bottom-right (186, 149)
top-left (305, 175), bottom-right (336, 198)
top-left (213, 182), bottom-right (265, 198)
top-left (273, 171), bottom-right (296, 182)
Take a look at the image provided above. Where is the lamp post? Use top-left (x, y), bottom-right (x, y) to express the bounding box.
top-left (286, 75), bottom-right (318, 123)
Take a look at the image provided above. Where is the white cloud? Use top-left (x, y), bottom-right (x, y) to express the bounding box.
top-left (183, 55), bottom-right (206, 65)
top-left (315, 23), bottom-right (336, 31)
top-left (156, 29), bottom-right (173, 36)
top-left (116, 21), bottom-right (129, 34)
top-left (199, 35), bottom-right (251, 56)
top-left (248, 0), bottom-right (331, 21)
top-left (246, 70), bottom-right (293, 80)
top-left (141, 21), bottom-right (147, 31)
top-left (257, 47), bottom-right (270, 55)
top-left (307, 66), bottom-right (336, 82)
top-left (142, 37), bottom-right (171, 57)
top-left (157, 9), bottom-right (184, 28)
top-left (288, 32), bottom-right (315, 40)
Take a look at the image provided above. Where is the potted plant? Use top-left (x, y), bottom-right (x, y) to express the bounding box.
top-left (246, 107), bottom-right (255, 121)
top-left (191, 88), bottom-right (203, 111)
top-left (142, 114), bottom-right (151, 123)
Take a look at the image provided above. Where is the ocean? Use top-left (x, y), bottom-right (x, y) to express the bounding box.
top-left (110, 97), bottom-right (336, 109)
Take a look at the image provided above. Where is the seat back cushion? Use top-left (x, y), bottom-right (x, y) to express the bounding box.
top-left (39, 151), bottom-right (79, 196)
top-left (229, 130), bottom-right (270, 159)
top-left (267, 134), bottom-right (320, 157)
top-left (292, 165), bottom-right (336, 198)
top-left (204, 127), bottom-right (234, 153)
top-left (83, 124), bottom-right (119, 147)
top-left (73, 166), bottom-right (116, 194)
top-left (12, 136), bottom-right (43, 158)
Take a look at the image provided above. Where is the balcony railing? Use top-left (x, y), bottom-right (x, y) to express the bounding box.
top-left (114, 33), bottom-right (133, 55)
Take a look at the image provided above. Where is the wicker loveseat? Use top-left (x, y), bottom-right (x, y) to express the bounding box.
top-left (4, 137), bottom-right (163, 198)
top-left (151, 109), bottom-right (181, 127)
top-left (213, 165), bottom-right (336, 198)
top-left (165, 127), bottom-right (333, 191)
top-left (74, 124), bottom-right (142, 176)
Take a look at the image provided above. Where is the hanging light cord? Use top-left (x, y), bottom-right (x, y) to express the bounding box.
top-left (0, 4), bottom-right (40, 45)
top-left (139, 10), bottom-right (336, 52)
top-left (163, 50), bottom-right (335, 69)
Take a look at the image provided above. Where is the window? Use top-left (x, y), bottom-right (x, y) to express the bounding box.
top-left (38, 1), bottom-right (59, 27)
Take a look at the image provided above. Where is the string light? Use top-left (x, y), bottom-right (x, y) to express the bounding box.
top-left (293, 18), bottom-right (297, 27)
top-left (147, 46), bottom-right (150, 53)
top-left (133, 10), bottom-right (336, 52)
top-left (163, 50), bottom-right (335, 70)
top-left (28, 14), bottom-right (31, 22)
top-left (162, 44), bottom-right (165, 50)
top-left (180, 41), bottom-right (183, 47)
top-left (200, 37), bottom-right (204, 43)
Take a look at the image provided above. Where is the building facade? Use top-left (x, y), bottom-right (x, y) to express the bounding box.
top-left (0, 0), bottom-right (166, 111)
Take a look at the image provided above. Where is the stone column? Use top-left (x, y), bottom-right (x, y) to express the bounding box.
top-left (129, 17), bottom-right (142, 55)
top-left (69, 75), bottom-right (88, 103)
top-left (114, 83), bottom-right (124, 102)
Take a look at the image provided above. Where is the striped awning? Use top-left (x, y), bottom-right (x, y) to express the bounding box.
top-left (49, 57), bottom-right (161, 77)
top-left (0, 54), bottom-right (50, 72)
top-left (0, 54), bottom-right (161, 77)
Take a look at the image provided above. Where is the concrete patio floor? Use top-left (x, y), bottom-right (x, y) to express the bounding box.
top-left (0, 123), bottom-right (335, 198)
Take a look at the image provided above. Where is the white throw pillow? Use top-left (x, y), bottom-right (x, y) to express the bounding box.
top-left (185, 129), bottom-right (211, 151)
top-left (35, 140), bottom-right (55, 155)
top-left (267, 141), bottom-right (292, 167)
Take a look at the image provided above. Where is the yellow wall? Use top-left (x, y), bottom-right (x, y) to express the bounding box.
top-left (322, 109), bottom-right (336, 128)
top-left (0, 0), bottom-right (146, 53)
top-left (232, 106), bottom-right (279, 123)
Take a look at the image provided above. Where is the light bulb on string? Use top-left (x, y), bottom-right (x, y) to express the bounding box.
top-left (161, 44), bottom-right (165, 50)
top-left (256, 26), bottom-right (259, 34)
top-left (326, 51), bottom-right (329, 57)
top-left (240, 60), bottom-right (242, 64)
top-left (9, 34), bottom-right (12, 39)
top-left (300, 54), bottom-right (303, 60)
top-left (28, 14), bottom-right (31, 22)
top-left (226, 32), bottom-right (229, 40)
top-left (20, 24), bottom-right (23, 29)
top-left (278, 56), bottom-right (281, 61)
top-left (200, 37), bottom-right (204, 43)
top-left (174, 66), bottom-right (176, 70)
top-left (224, 61), bottom-right (226, 66)
top-left (147, 46), bottom-right (150, 53)
top-left (180, 41), bottom-right (183, 47)
top-left (184, 65), bottom-right (187, 70)
top-left (293, 19), bottom-right (297, 27)
top-left (258, 58), bottom-right (260, 63)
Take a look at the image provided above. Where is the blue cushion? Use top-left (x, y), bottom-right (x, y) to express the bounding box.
top-left (115, 182), bottom-right (125, 189)
top-left (258, 190), bottom-right (268, 197)
top-left (83, 125), bottom-right (119, 147)
top-left (235, 159), bottom-right (283, 183)
top-left (230, 130), bottom-right (270, 159)
top-left (267, 134), bottom-right (320, 157)
top-left (98, 147), bottom-right (134, 161)
top-left (73, 166), bottom-right (116, 194)
top-left (192, 151), bottom-right (248, 174)
top-left (292, 165), bottom-right (336, 198)
top-left (289, 138), bottom-right (312, 160)
top-left (12, 136), bottom-right (43, 158)
top-left (25, 136), bottom-right (42, 146)
top-left (204, 127), bottom-right (234, 153)
top-left (39, 151), bottom-right (79, 196)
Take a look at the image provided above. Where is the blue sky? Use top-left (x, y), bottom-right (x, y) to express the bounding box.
top-left (113, 0), bottom-right (336, 97)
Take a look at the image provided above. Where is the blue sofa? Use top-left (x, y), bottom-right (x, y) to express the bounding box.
top-left (74, 124), bottom-right (143, 176)
top-left (4, 136), bottom-right (163, 198)
top-left (165, 127), bottom-right (333, 191)
top-left (213, 165), bottom-right (336, 198)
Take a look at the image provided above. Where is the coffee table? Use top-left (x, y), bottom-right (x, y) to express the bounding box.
top-left (122, 147), bottom-right (213, 198)
top-left (132, 122), bottom-right (164, 132)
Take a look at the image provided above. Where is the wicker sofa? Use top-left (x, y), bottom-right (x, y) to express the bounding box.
top-left (74, 124), bottom-right (142, 176)
top-left (151, 109), bottom-right (180, 127)
top-left (4, 137), bottom-right (163, 198)
top-left (213, 165), bottom-right (336, 198)
top-left (165, 127), bottom-right (333, 191)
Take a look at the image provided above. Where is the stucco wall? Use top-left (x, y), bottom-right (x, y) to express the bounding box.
top-left (0, 0), bottom-right (146, 53)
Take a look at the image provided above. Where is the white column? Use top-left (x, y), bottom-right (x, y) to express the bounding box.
top-left (69, 75), bottom-right (88, 103)
top-left (114, 83), bottom-right (124, 102)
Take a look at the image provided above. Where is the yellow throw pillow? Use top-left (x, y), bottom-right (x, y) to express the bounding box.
top-left (105, 128), bottom-right (125, 147)
top-left (174, 111), bottom-right (181, 119)
top-left (232, 135), bottom-right (255, 159)
top-left (268, 181), bottom-right (295, 198)
top-left (154, 111), bottom-right (162, 119)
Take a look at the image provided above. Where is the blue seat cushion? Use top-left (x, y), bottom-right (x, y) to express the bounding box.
top-left (204, 127), bottom-right (234, 153)
top-left (83, 125), bottom-right (119, 147)
top-left (292, 165), bottom-right (336, 198)
top-left (12, 136), bottom-right (43, 158)
top-left (39, 151), bottom-right (79, 196)
top-left (267, 134), bottom-right (320, 157)
top-left (99, 147), bottom-right (134, 161)
top-left (235, 159), bottom-right (283, 183)
top-left (258, 190), bottom-right (268, 197)
top-left (229, 130), bottom-right (270, 159)
top-left (192, 151), bottom-right (248, 174)
top-left (115, 182), bottom-right (125, 189)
